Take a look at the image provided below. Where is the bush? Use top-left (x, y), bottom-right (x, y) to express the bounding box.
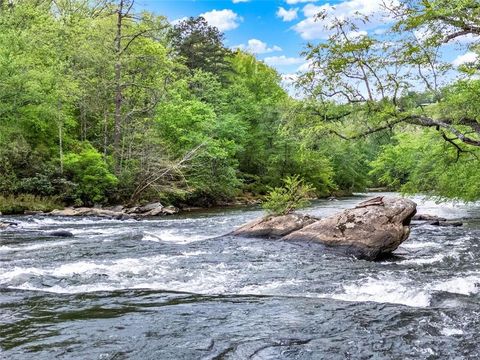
top-left (0, 195), bottom-right (63, 215)
top-left (63, 143), bottom-right (118, 204)
top-left (262, 175), bottom-right (315, 215)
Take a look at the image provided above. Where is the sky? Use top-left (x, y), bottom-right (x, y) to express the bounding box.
top-left (137, 0), bottom-right (476, 86)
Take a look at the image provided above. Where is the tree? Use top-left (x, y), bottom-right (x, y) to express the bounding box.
top-left (298, 0), bottom-right (480, 200)
top-left (390, 0), bottom-right (480, 44)
top-left (299, 2), bottom-right (480, 149)
top-left (169, 16), bottom-right (232, 75)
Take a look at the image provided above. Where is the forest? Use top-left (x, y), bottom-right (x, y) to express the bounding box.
top-left (0, 0), bottom-right (479, 213)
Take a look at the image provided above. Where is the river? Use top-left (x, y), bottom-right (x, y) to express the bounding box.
top-left (1, 193), bottom-right (479, 359)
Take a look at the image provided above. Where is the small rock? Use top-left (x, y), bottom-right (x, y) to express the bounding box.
top-left (48, 230), bottom-right (74, 237)
top-left (125, 207), bottom-right (139, 214)
top-left (0, 221), bottom-right (18, 229)
top-left (50, 208), bottom-right (78, 216)
top-left (438, 221), bottom-right (463, 227)
top-left (413, 214), bottom-right (447, 222)
top-left (138, 202), bottom-right (163, 213)
top-left (162, 205), bottom-right (179, 215)
top-left (108, 205), bottom-right (124, 213)
top-left (145, 206), bottom-right (165, 216)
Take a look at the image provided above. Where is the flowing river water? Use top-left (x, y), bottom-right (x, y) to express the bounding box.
top-left (1, 193), bottom-right (479, 359)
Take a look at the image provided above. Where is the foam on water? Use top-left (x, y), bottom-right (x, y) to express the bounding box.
top-left (440, 328), bottom-right (464, 336)
top-left (13, 217), bottom-right (128, 229)
top-left (7, 262), bottom-right (241, 295)
top-left (400, 241), bottom-right (442, 249)
top-left (141, 229), bottom-right (213, 243)
top-left (430, 274), bottom-right (480, 295)
top-left (238, 279), bottom-right (304, 296)
top-left (0, 240), bottom-right (74, 252)
top-left (399, 253), bottom-right (448, 265)
top-left (322, 276), bottom-right (432, 307)
top-left (1, 254), bottom-right (246, 295)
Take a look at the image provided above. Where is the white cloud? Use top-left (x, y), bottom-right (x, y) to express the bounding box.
top-left (171, 17), bottom-right (187, 26)
top-left (286, 0), bottom-right (318, 4)
top-left (263, 55), bottom-right (305, 66)
top-left (452, 51), bottom-right (479, 67)
top-left (200, 9), bottom-right (243, 32)
top-left (234, 39), bottom-right (282, 54)
top-left (233, 0), bottom-right (249, 3)
top-left (277, 7), bottom-right (298, 21)
top-left (293, 0), bottom-right (398, 40)
top-left (346, 30), bottom-right (368, 39)
top-left (297, 59), bottom-right (314, 72)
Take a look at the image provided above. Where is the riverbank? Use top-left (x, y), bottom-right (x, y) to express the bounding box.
top-left (0, 196), bottom-right (261, 217)
top-left (0, 190), bottom-right (364, 217)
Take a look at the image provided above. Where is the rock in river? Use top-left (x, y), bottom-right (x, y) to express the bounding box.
top-left (234, 196), bottom-right (417, 261)
top-left (283, 196), bottom-right (416, 260)
top-left (0, 221), bottom-right (18, 229)
top-left (233, 213), bottom-right (317, 238)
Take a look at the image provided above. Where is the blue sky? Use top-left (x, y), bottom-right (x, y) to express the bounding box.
top-left (137, 0), bottom-right (345, 75)
top-left (138, 0), bottom-right (475, 83)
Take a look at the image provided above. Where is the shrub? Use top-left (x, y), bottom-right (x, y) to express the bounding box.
top-left (63, 143), bottom-right (118, 204)
top-left (262, 175), bottom-right (315, 215)
top-left (0, 195), bottom-right (63, 215)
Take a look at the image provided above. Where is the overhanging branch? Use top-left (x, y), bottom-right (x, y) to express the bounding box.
top-left (328, 114), bottom-right (480, 147)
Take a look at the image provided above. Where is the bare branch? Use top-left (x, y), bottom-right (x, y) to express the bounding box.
top-left (328, 118), bottom-right (404, 139)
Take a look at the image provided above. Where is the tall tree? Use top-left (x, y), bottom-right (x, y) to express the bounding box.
top-left (169, 16), bottom-right (232, 75)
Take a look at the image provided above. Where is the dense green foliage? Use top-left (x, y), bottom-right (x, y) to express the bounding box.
top-left (262, 175), bottom-right (315, 215)
top-left (0, 0), bottom-right (374, 211)
top-left (0, 0), bottom-right (478, 213)
top-left (0, 195), bottom-right (63, 215)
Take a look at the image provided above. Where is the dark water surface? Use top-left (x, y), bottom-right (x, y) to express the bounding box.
top-left (1, 193), bottom-right (479, 359)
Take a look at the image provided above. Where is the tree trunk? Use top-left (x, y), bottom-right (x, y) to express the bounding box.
top-left (113, 0), bottom-right (124, 174)
top-left (103, 111), bottom-right (108, 158)
top-left (58, 101), bottom-right (64, 174)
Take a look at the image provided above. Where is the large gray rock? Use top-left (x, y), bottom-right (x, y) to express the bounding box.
top-left (233, 213), bottom-right (318, 238)
top-left (138, 202), bottom-right (163, 213)
top-left (283, 196), bottom-right (416, 260)
top-left (50, 207), bottom-right (125, 218)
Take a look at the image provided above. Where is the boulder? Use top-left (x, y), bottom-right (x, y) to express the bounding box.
top-left (50, 207), bottom-right (124, 218)
top-left (138, 202), bottom-right (163, 213)
top-left (145, 206), bottom-right (165, 216)
top-left (233, 213), bottom-right (318, 238)
top-left (282, 196), bottom-right (416, 260)
top-left (162, 205), bottom-right (179, 215)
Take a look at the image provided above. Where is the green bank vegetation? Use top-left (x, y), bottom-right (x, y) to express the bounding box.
top-left (0, 0), bottom-right (478, 213)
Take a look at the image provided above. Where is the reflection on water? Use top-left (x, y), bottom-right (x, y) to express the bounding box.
top-left (1, 193), bottom-right (479, 359)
